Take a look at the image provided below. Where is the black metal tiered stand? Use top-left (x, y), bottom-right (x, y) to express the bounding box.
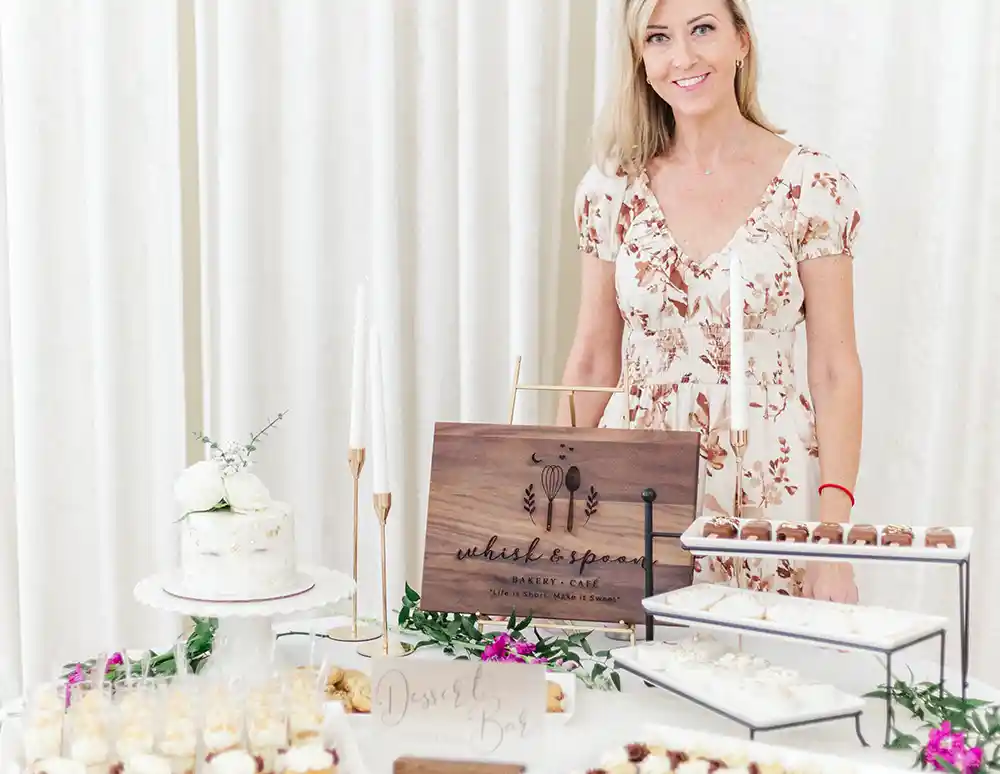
top-left (636, 488), bottom-right (967, 748)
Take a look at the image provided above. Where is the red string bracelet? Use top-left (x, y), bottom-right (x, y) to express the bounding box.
top-left (818, 483), bottom-right (855, 506)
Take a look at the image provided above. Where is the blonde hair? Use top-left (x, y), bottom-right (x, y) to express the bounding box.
top-left (594, 0), bottom-right (782, 175)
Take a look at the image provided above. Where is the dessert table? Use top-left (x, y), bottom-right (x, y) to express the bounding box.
top-left (274, 615), bottom-right (996, 774)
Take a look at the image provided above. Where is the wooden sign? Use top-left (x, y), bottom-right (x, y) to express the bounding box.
top-left (420, 422), bottom-right (701, 624)
top-left (371, 658), bottom-right (546, 754)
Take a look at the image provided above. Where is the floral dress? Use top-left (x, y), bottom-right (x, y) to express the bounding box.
top-left (574, 145), bottom-right (862, 596)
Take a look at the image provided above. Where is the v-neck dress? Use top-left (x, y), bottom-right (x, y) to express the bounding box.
top-left (574, 145), bottom-right (863, 596)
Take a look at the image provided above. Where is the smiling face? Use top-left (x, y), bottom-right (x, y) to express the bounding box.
top-left (642, 0), bottom-right (750, 120)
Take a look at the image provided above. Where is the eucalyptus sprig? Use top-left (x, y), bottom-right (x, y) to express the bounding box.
top-left (867, 669), bottom-right (1000, 771)
top-left (62, 617), bottom-right (218, 685)
top-left (396, 583), bottom-right (621, 691)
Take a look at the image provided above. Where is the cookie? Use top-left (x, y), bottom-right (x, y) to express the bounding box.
top-left (350, 684), bottom-right (371, 714)
top-left (339, 669), bottom-right (369, 693)
top-left (326, 689), bottom-right (353, 713)
top-left (324, 665), bottom-right (345, 688)
top-left (546, 680), bottom-right (564, 713)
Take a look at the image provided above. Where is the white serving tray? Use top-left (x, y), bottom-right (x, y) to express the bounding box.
top-left (612, 641), bottom-right (865, 729)
top-left (643, 586), bottom-right (948, 651)
top-left (681, 517), bottom-right (972, 562)
top-left (586, 722), bottom-right (907, 774)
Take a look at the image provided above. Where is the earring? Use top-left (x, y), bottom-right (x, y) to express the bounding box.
top-left (736, 58), bottom-right (744, 69)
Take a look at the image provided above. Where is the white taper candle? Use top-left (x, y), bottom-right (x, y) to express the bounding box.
top-left (368, 327), bottom-right (390, 494)
top-left (349, 283), bottom-right (367, 449)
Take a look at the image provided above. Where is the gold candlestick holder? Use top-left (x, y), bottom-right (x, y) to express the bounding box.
top-left (730, 428), bottom-right (748, 519)
top-left (329, 448), bottom-right (380, 643)
top-left (357, 492), bottom-right (413, 658)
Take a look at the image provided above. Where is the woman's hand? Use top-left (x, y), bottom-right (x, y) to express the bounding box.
top-left (802, 561), bottom-right (858, 604)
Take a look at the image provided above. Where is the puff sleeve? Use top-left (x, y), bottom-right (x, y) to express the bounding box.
top-left (793, 152), bottom-right (863, 262)
top-left (573, 164), bottom-right (629, 262)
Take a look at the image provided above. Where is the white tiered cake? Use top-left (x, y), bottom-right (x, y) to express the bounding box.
top-left (165, 414), bottom-right (314, 601)
top-left (177, 503), bottom-right (311, 600)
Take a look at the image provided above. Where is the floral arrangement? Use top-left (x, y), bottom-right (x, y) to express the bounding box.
top-left (61, 618), bottom-right (217, 702)
top-left (397, 583), bottom-right (620, 690)
top-left (173, 411), bottom-right (287, 518)
top-left (869, 671), bottom-right (1000, 772)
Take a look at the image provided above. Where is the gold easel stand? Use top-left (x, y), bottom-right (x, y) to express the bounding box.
top-left (505, 355), bottom-right (636, 642)
top-left (357, 492), bottom-right (413, 658)
top-left (329, 448), bottom-right (380, 642)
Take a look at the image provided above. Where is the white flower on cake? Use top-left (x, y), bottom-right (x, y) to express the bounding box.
top-left (174, 412), bottom-right (287, 518)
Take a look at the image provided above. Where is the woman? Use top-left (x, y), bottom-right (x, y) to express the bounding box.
top-left (559, 0), bottom-right (862, 602)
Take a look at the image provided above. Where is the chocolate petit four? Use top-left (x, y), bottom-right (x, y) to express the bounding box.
top-left (739, 519), bottom-right (773, 541)
top-left (702, 516), bottom-right (738, 539)
top-left (925, 527), bottom-right (956, 548)
top-left (811, 522), bottom-right (844, 544)
top-left (775, 522), bottom-right (809, 542)
top-left (881, 525), bottom-right (914, 547)
top-left (847, 524), bottom-right (877, 545)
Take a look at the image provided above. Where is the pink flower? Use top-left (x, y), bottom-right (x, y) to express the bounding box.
top-left (64, 664), bottom-right (85, 707)
top-left (925, 723), bottom-right (983, 773)
top-left (481, 633), bottom-right (512, 661)
top-left (514, 640), bottom-right (535, 656)
top-left (106, 653), bottom-right (123, 671)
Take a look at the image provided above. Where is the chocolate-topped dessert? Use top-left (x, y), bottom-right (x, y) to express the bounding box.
top-left (811, 522), bottom-right (844, 544)
top-left (925, 527), bottom-right (956, 548)
top-left (881, 525), bottom-right (914, 546)
top-left (847, 524), bottom-right (877, 545)
top-left (776, 522), bottom-right (809, 542)
top-left (702, 516), bottom-right (738, 539)
top-left (739, 519), bottom-right (773, 541)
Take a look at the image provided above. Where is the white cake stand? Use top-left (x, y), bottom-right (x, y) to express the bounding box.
top-left (134, 565), bottom-right (355, 679)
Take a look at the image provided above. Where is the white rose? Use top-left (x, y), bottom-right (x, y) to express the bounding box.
top-left (174, 460), bottom-right (225, 513)
top-left (224, 471), bottom-right (271, 512)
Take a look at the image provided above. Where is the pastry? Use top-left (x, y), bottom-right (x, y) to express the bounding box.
top-left (35, 760), bottom-right (88, 774)
top-left (116, 726), bottom-right (155, 760)
top-left (925, 527), bottom-right (956, 548)
top-left (323, 666), bottom-right (344, 689)
top-left (545, 681), bottom-right (564, 713)
top-left (23, 720), bottom-right (64, 763)
top-left (881, 525), bottom-right (914, 546)
top-left (702, 517), bottom-right (738, 539)
top-left (247, 712), bottom-right (289, 774)
top-left (775, 522), bottom-right (808, 542)
top-left (124, 756), bottom-right (172, 774)
top-left (68, 730), bottom-right (111, 774)
top-left (205, 751), bottom-right (258, 774)
top-left (287, 705), bottom-right (324, 744)
top-left (349, 683), bottom-right (371, 714)
top-left (277, 745), bottom-right (339, 774)
top-left (810, 522), bottom-right (843, 544)
top-left (202, 723), bottom-right (241, 756)
top-left (157, 717), bottom-right (197, 774)
top-left (738, 520), bottom-right (772, 541)
top-left (846, 524), bottom-right (877, 545)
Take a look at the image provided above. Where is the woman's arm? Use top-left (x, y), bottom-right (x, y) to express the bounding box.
top-left (799, 253), bottom-right (864, 524)
top-left (555, 255), bottom-right (624, 427)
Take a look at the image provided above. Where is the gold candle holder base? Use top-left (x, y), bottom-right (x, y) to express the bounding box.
top-left (355, 492), bottom-right (413, 659)
top-left (329, 448), bottom-right (381, 643)
top-left (357, 637), bottom-right (413, 659)
top-left (730, 428), bottom-right (748, 519)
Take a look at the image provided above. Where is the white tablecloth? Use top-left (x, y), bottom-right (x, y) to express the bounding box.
top-left (275, 616), bottom-right (997, 774)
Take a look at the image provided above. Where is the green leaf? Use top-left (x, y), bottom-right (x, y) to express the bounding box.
top-left (611, 671), bottom-right (622, 691)
top-left (933, 757), bottom-right (961, 774)
top-left (864, 689), bottom-right (889, 699)
top-left (514, 615), bottom-right (533, 633)
top-left (581, 638), bottom-right (593, 657)
top-left (888, 732), bottom-right (921, 750)
top-left (405, 583), bottom-right (420, 603)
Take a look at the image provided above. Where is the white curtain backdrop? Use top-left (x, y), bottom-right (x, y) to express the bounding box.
top-left (1, 0), bottom-right (998, 702)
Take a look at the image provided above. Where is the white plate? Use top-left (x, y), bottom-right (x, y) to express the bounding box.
top-left (160, 570), bottom-right (317, 602)
top-left (682, 517), bottom-right (972, 562)
top-left (643, 587), bottom-right (948, 651)
top-left (611, 642), bottom-right (865, 729)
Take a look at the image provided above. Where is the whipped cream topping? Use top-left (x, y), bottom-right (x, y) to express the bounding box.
top-left (203, 726), bottom-right (240, 752)
top-left (35, 758), bottom-right (88, 774)
top-left (23, 723), bottom-right (63, 761)
top-left (207, 750), bottom-right (258, 774)
top-left (69, 735), bottom-right (110, 765)
top-left (125, 754), bottom-right (173, 774)
top-left (279, 745), bottom-right (335, 774)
